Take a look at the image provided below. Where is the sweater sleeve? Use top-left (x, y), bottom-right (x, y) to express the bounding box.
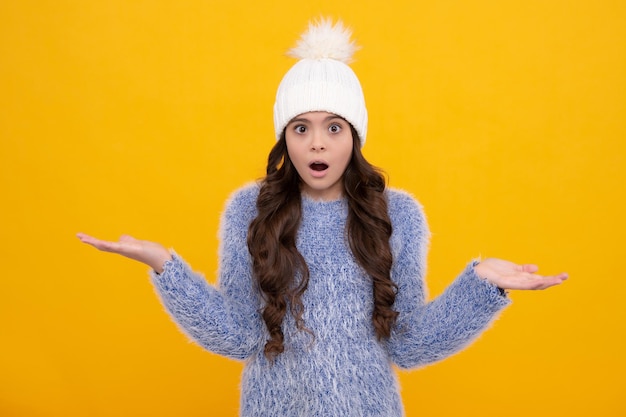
top-left (385, 190), bottom-right (511, 369)
top-left (149, 184), bottom-right (264, 360)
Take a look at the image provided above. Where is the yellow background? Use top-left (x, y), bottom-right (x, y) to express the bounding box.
top-left (1, 1), bottom-right (624, 416)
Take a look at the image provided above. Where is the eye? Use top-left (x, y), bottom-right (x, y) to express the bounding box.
top-left (328, 123), bottom-right (342, 134)
top-left (293, 124), bottom-right (307, 134)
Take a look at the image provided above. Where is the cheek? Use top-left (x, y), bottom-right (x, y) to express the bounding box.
top-left (341, 153), bottom-right (353, 169)
top-left (286, 145), bottom-right (305, 165)
top-left (285, 137), bottom-right (300, 160)
top-left (339, 141), bottom-right (354, 166)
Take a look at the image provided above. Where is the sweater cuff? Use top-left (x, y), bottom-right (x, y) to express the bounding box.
top-left (149, 251), bottom-right (199, 293)
top-left (463, 260), bottom-right (512, 309)
top-left (470, 259), bottom-right (510, 295)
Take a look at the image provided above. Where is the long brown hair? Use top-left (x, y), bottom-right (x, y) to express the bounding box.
top-left (247, 126), bottom-right (397, 359)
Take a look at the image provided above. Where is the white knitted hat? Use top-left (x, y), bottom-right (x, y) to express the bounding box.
top-left (273, 18), bottom-right (368, 146)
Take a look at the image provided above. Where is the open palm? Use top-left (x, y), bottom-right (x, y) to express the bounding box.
top-left (474, 258), bottom-right (568, 290)
top-left (76, 233), bottom-right (172, 273)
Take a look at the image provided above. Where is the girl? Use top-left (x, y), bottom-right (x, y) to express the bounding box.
top-left (77, 19), bottom-right (567, 416)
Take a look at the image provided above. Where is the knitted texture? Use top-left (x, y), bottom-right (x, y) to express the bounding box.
top-left (150, 184), bottom-right (511, 416)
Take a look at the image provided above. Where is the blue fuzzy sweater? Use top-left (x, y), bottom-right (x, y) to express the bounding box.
top-left (150, 183), bottom-right (510, 416)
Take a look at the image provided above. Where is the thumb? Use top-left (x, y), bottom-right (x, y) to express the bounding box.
top-left (119, 234), bottom-right (138, 243)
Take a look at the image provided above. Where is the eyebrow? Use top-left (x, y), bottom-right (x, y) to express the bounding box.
top-left (288, 115), bottom-right (345, 125)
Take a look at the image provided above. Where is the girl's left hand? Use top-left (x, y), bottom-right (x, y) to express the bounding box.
top-left (474, 258), bottom-right (568, 290)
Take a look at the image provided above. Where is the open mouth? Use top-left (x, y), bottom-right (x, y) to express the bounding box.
top-left (310, 162), bottom-right (329, 171)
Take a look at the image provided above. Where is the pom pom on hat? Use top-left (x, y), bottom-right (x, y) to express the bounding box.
top-left (287, 18), bottom-right (358, 64)
top-left (273, 18), bottom-right (368, 146)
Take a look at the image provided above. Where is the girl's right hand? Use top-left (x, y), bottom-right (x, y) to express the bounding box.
top-left (76, 233), bottom-right (172, 274)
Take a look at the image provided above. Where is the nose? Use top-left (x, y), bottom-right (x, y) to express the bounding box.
top-left (310, 130), bottom-right (326, 151)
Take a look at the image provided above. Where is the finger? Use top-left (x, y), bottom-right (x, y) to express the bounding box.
top-left (77, 233), bottom-right (122, 253)
top-left (87, 239), bottom-right (120, 252)
top-left (537, 278), bottom-right (564, 290)
top-left (532, 273), bottom-right (569, 290)
top-left (76, 232), bottom-right (93, 242)
top-left (77, 233), bottom-right (101, 246)
top-left (521, 264), bottom-right (539, 274)
top-left (119, 234), bottom-right (138, 243)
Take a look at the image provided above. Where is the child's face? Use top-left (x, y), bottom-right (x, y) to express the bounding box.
top-left (285, 111), bottom-right (353, 201)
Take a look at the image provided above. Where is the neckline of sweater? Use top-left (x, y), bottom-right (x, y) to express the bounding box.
top-left (301, 193), bottom-right (348, 210)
